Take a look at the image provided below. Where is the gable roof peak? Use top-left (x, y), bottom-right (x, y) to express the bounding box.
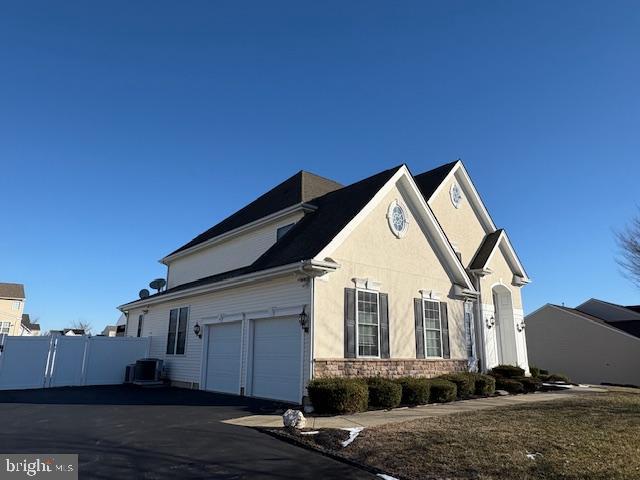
top-left (413, 160), bottom-right (460, 200)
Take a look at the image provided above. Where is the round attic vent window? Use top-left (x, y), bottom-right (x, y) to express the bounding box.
top-left (450, 182), bottom-right (463, 209)
top-left (387, 200), bottom-right (409, 238)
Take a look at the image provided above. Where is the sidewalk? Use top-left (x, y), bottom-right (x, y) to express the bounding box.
top-left (223, 388), bottom-right (600, 429)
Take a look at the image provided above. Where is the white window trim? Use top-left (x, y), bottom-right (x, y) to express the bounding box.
top-left (423, 298), bottom-right (444, 359)
top-left (0, 321), bottom-right (11, 334)
top-left (167, 306), bottom-right (189, 356)
top-left (355, 288), bottom-right (381, 359)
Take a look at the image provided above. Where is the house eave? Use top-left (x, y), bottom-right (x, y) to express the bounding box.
top-left (118, 259), bottom-right (339, 312)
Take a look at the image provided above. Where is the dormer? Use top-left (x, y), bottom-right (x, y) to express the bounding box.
top-left (163, 171), bottom-right (342, 288)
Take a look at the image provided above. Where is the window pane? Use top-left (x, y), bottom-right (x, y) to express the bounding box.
top-left (176, 307), bottom-right (188, 354)
top-left (464, 311), bottom-right (473, 357)
top-left (357, 291), bottom-right (379, 356)
top-left (423, 300), bottom-right (442, 357)
top-left (137, 315), bottom-right (143, 338)
top-left (425, 329), bottom-right (442, 357)
top-left (166, 309), bottom-right (178, 354)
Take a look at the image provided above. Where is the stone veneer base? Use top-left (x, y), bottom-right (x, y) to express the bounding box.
top-left (314, 359), bottom-right (468, 379)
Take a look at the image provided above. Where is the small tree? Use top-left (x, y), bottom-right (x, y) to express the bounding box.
top-left (71, 320), bottom-right (93, 335)
top-left (616, 212), bottom-right (640, 288)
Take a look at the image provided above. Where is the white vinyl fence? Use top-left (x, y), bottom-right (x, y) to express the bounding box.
top-left (0, 334), bottom-right (150, 390)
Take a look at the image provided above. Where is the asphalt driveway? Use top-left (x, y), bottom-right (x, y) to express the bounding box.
top-left (0, 386), bottom-right (374, 479)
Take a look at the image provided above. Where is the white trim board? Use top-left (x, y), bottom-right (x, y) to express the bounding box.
top-left (314, 165), bottom-right (476, 292)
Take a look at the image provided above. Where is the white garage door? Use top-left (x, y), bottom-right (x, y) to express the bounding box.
top-left (250, 316), bottom-right (302, 403)
top-left (205, 322), bottom-right (241, 394)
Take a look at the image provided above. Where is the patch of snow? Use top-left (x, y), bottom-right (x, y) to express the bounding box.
top-left (526, 452), bottom-right (543, 460)
top-left (299, 430), bottom-right (320, 435)
top-left (578, 384), bottom-right (590, 388)
top-left (340, 427), bottom-right (364, 447)
top-left (542, 383), bottom-right (572, 389)
top-left (377, 474), bottom-right (400, 480)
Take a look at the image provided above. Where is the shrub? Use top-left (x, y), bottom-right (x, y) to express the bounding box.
top-left (395, 377), bottom-right (430, 405)
top-left (529, 366), bottom-right (541, 378)
top-left (496, 378), bottom-right (525, 394)
top-left (307, 378), bottom-right (368, 414)
top-left (514, 376), bottom-right (541, 393)
top-left (427, 379), bottom-right (457, 403)
top-left (473, 373), bottom-right (496, 396)
top-left (439, 373), bottom-right (475, 398)
top-left (490, 365), bottom-right (525, 379)
top-left (540, 369), bottom-right (549, 375)
top-left (538, 372), bottom-right (570, 383)
top-left (366, 377), bottom-right (402, 409)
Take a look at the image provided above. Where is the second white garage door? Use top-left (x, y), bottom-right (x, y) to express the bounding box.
top-left (249, 316), bottom-right (302, 403)
top-left (205, 322), bottom-right (241, 395)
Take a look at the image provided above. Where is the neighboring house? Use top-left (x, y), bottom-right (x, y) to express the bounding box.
top-left (101, 325), bottom-right (117, 337)
top-left (115, 314), bottom-right (127, 336)
top-left (526, 299), bottom-right (640, 386)
top-left (49, 328), bottom-right (86, 336)
top-left (118, 162), bottom-right (530, 403)
top-left (0, 283), bottom-right (26, 336)
top-left (20, 314), bottom-right (41, 336)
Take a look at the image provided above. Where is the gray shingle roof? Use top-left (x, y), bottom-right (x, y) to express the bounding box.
top-left (168, 171), bottom-right (343, 256)
top-left (469, 230), bottom-right (503, 270)
top-left (126, 165), bottom-right (403, 304)
top-left (0, 283), bottom-right (25, 299)
top-left (21, 314), bottom-right (40, 331)
top-left (555, 305), bottom-right (640, 339)
top-left (413, 161), bottom-right (458, 200)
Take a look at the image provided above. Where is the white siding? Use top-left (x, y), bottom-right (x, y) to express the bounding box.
top-left (127, 274), bottom-right (310, 388)
top-left (526, 305), bottom-right (640, 386)
top-left (167, 212), bottom-right (304, 288)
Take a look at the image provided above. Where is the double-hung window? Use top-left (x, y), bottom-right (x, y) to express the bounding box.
top-left (423, 299), bottom-right (443, 357)
top-left (0, 322), bottom-right (10, 334)
top-left (166, 307), bottom-right (189, 355)
top-left (357, 290), bottom-right (380, 357)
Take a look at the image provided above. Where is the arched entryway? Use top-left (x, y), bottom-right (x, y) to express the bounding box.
top-left (492, 285), bottom-right (518, 366)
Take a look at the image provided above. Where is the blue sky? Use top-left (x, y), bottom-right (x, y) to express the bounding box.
top-left (1, 1), bottom-right (639, 333)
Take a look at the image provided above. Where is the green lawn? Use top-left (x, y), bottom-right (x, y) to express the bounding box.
top-left (339, 391), bottom-right (640, 480)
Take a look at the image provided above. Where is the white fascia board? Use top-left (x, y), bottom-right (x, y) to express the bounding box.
top-left (118, 259), bottom-right (338, 312)
top-left (313, 166), bottom-right (476, 292)
top-left (160, 203), bottom-right (317, 264)
top-left (118, 262), bottom-right (301, 311)
top-left (548, 305), bottom-right (640, 343)
top-left (427, 161), bottom-right (497, 233)
top-left (482, 231), bottom-right (530, 283)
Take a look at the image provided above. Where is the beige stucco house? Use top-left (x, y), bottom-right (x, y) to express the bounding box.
top-left (119, 162), bottom-right (530, 403)
top-left (0, 283), bottom-right (26, 337)
top-left (526, 299), bottom-right (640, 386)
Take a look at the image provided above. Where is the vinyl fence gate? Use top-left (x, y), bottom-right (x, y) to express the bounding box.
top-left (0, 334), bottom-right (150, 390)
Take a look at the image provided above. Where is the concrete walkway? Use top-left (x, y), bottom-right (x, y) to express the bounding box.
top-left (223, 390), bottom-right (596, 429)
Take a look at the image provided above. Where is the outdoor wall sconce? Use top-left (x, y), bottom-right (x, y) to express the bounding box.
top-left (517, 320), bottom-right (526, 332)
top-left (485, 315), bottom-right (496, 329)
top-left (193, 323), bottom-right (202, 338)
top-left (299, 306), bottom-right (309, 332)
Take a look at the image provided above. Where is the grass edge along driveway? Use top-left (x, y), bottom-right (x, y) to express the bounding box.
top-left (337, 390), bottom-right (640, 480)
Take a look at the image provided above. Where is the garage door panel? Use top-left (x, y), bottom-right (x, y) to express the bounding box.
top-left (206, 322), bottom-right (241, 395)
top-left (251, 317), bottom-right (301, 403)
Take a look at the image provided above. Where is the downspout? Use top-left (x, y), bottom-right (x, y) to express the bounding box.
top-left (474, 274), bottom-right (487, 372)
